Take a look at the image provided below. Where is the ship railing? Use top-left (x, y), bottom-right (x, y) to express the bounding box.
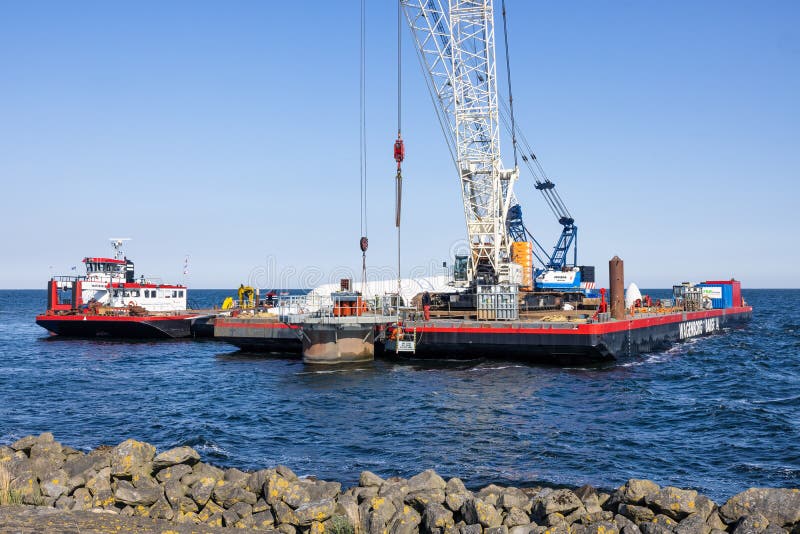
top-left (51, 275), bottom-right (86, 283)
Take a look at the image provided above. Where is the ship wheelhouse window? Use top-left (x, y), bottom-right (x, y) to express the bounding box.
top-left (179, 291), bottom-right (184, 298)
top-left (144, 290), bottom-right (150, 298)
top-left (172, 291), bottom-right (177, 297)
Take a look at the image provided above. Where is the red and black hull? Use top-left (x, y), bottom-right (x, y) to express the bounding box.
top-left (213, 317), bottom-right (302, 353)
top-left (377, 307), bottom-right (753, 365)
top-left (36, 314), bottom-right (202, 339)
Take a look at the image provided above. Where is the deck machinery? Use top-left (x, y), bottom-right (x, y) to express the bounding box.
top-left (401, 0), bottom-right (592, 316)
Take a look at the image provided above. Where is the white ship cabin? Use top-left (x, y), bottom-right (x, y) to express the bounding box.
top-left (54, 257), bottom-right (133, 305)
top-left (108, 283), bottom-right (187, 312)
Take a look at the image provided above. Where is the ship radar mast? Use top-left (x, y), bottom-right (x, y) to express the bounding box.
top-left (109, 238), bottom-right (131, 260)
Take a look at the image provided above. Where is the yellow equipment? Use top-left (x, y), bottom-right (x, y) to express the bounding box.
top-left (237, 284), bottom-right (255, 308)
top-left (220, 284), bottom-right (256, 309)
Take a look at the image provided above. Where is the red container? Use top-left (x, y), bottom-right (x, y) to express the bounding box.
top-left (704, 279), bottom-right (742, 307)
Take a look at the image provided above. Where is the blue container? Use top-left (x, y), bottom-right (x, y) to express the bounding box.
top-left (697, 284), bottom-right (733, 309)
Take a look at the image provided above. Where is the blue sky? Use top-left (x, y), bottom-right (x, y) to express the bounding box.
top-left (1, 1), bottom-right (797, 289)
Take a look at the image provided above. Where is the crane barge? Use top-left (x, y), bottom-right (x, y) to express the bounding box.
top-left (375, 0), bottom-right (752, 363)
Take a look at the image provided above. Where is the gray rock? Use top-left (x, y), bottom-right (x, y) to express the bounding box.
top-left (9, 471), bottom-right (41, 505)
top-left (149, 496), bottom-right (175, 520)
top-left (156, 463), bottom-right (193, 484)
top-left (582, 511), bottom-right (615, 525)
top-left (29, 438), bottom-right (66, 465)
top-left (163, 478), bottom-right (186, 507)
top-left (694, 496), bottom-right (716, 522)
top-left (622, 526), bottom-right (643, 534)
top-left (212, 481), bottom-right (257, 508)
top-left (72, 487), bottom-right (93, 510)
top-left (173, 495), bottom-right (200, 515)
top-left (222, 506), bottom-right (241, 527)
top-left (153, 446), bottom-right (200, 469)
top-left (504, 506), bottom-right (532, 528)
top-left (231, 500), bottom-right (254, 518)
top-left (274, 500), bottom-right (300, 525)
top-left (706, 512), bottom-right (728, 532)
top-left (500, 488), bottom-right (532, 512)
top-left (180, 462), bottom-right (223, 486)
top-left (446, 478), bottom-right (468, 495)
top-left (265, 472), bottom-right (310, 507)
top-left (732, 513), bottom-right (771, 534)
top-left (295, 498), bottom-right (336, 526)
top-left (355, 485), bottom-right (380, 503)
top-left (509, 525), bottom-right (537, 534)
top-left (461, 524), bottom-right (483, 534)
top-left (423, 502), bottom-right (455, 533)
top-left (584, 522), bottom-right (620, 534)
top-left (619, 503), bottom-right (656, 524)
top-left (54, 494), bottom-right (74, 510)
top-left (409, 470), bottom-right (447, 493)
top-left (63, 450), bottom-right (111, 478)
top-left (461, 498), bottom-right (503, 528)
top-left (565, 505), bottom-right (589, 525)
top-left (486, 527), bottom-right (509, 534)
top-left (223, 467), bottom-right (249, 486)
top-left (10, 435), bottom-right (38, 452)
top-left (276, 523), bottom-right (297, 534)
top-left (478, 484), bottom-right (506, 507)
top-left (406, 489), bottom-right (447, 509)
top-left (253, 510), bottom-right (276, 529)
top-left (614, 514), bottom-right (639, 532)
top-left (619, 480), bottom-right (661, 506)
top-left (114, 479), bottom-right (162, 506)
top-left (361, 471), bottom-right (386, 487)
top-left (109, 439), bottom-right (156, 478)
top-left (246, 468), bottom-right (274, 494)
top-left (639, 524), bottom-right (674, 534)
top-left (719, 488), bottom-right (800, 528)
top-left (336, 494), bottom-right (361, 534)
top-left (652, 514), bottom-right (679, 530)
top-left (190, 475), bottom-right (218, 507)
top-left (534, 489), bottom-right (583, 518)
top-left (675, 513), bottom-right (711, 534)
top-left (545, 512), bottom-right (568, 527)
top-left (39, 468), bottom-right (69, 498)
top-left (305, 479), bottom-right (342, 502)
top-left (645, 487), bottom-right (700, 521)
top-left (276, 465), bottom-right (299, 481)
top-left (389, 504), bottom-right (422, 534)
top-left (446, 491), bottom-right (471, 513)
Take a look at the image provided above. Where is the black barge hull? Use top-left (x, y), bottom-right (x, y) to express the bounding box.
top-left (36, 314), bottom-right (199, 339)
top-left (214, 317), bottom-right (302, 353)
top-left (378, 307), bottom-right (753, 364)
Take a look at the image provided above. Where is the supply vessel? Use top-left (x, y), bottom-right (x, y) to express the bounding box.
top-left (36, 240), bottom-right (210, 339)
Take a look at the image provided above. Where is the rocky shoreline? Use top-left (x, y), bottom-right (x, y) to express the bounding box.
top-left (1, 433), bottom-right (799, 533)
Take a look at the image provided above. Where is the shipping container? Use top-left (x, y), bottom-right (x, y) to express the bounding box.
top-left (704, 279), bottom-right (742, 307)
top-left (697, 283), bottom-right (733, 309)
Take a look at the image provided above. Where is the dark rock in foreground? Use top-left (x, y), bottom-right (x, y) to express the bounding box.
top-left (2, 433), bottom-right (800, 533)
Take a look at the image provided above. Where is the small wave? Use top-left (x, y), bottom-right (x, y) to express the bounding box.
top-left (752, 394), bottom-right (800, 405)
top-left (296, 368), bottom-right (367, 375)
top-left (467, 364), bottom-right (525, 372)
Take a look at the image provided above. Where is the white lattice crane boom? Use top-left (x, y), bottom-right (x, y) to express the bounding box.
top-left (402, 0), bottom-right (518, 283)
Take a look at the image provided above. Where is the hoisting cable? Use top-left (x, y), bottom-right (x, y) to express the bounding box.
top-left (394, 0), bottom-right (405, 313)
top-left (501, 0), bottom-right (518, 169)
top-left (359, 0), bottom-right (369, 292)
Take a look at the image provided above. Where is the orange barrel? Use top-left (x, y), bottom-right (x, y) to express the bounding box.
top-left (341, 301), bottom-right (352, 317)
top-left (511, 241), bottom-right (533, 290)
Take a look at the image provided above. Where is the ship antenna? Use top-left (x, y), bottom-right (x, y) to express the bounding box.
top-left (109, 237), bottom-right (131, 260)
